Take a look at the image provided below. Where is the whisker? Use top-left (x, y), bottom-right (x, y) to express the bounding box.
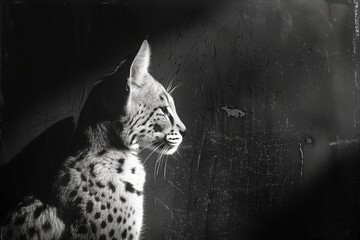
top-left (164, 153), bottom-right (169, 179)
top-left (156, 146), bottom-right (166, 176)
top-left (158, 146), bottom-right (168, 177)
top-left (138, 142), bottom-right (155, 154)
top-left (176, 150), bottom-right (183, 158)
top-left (166, 76), bottom-right (176, 92)
top-left (169, 83), bottom-right (183, 94)
top-left (143, 143), bottom-right (163, 164)
top-left (154, 146), bottom-right (165, 180)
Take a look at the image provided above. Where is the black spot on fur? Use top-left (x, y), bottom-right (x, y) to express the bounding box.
top-left (74, 196), bottom-right (83, 205)
top-left (140, 129), bottom-right (145, 133)
top-left (108, 182), bottom-right (116, 193)
top-left (14, 215), bottom-right (26, 226)
top-left (125, 182), bottom-right (135, 193)
top-left (77, 225), bottom-right (87, 234)
top-left (129, 234), bottom-right (134, 240)
top-left (97, 149), bottom-right (107, 156)
top-left (123, 218), bottom-right (126, 224)
top-left (42, 221), bottom-right (52, 231)
top-left (101, 205), bottom-right (106, 210)
top-left (69, 190), bottom-right (77, 198)
top-left (95, 197), bottom-right (100, 202)
top-left (101, 193), bottom-right (105, 198)
top-left (109, 229), bottom-right (115, 237)
top-left (108, 214), bottom-right (113, 222)
top-left (117, 216), bottom-right (122, 223)
top-left (130, 134), bottom-right (137, 143)
top-left (107, 202), bottom-right (111, 209)
top-left (136, 190), bottom-right (142, 196)
top-left (121, 229), bottom-right (127, 239)
top-left (131, 168), bottom-right (136, 174)
top-left (120, 196), bottom-right (126, 203)
top-left (77, 151), bottom-right (87, 160)
top-left (90, 221), bottom-right (97, 234)
top-left (133, 220), bottom-right (136, 225)
top-left (76, 167), bottom-right (81, 172)
top-left (83, 186), bottom-right (88, 192)
top-left (67, 161), bottom-right (76, 168)
top-left (86, 201), bottom-right (94, 213)
top-left (59, 172), bottom-right (70, 186)
top-left (96, 181), bottom-right (105, 188)
top-left (34, 205), bottom-right (46, 219)
top-left (101, 220), bottom-right (107, 229)
top-left (141, 108), bottom-right (158, 126)
top-left (28, 227), bottom-right (36, 237)
top-left (99, 234), bottom-right (107, 240)
top-left (95, 212), bottom-right (101, 219)
top-left (81, 174), bottom-right (86, 181)
top-left (113, 208), bottom-right (117, 213)
top-left (117, 166), bottom-right (123, 173)
top-left (89, 164), bottom-right (96, 178)
top-left (128, 213), bottom-right (130, 218)
top-left (118, 158), bottom-right (125, 165)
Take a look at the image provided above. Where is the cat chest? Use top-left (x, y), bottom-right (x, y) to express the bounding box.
top-left (80, 168), bottom-right (144, 239)
top-left (80, 184), bottom-right (144, 240)
top-left (57, 153), bottom-right (145, 239)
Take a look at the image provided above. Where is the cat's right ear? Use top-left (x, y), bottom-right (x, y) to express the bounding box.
top-left (128, 40), bottom-right (151, 86)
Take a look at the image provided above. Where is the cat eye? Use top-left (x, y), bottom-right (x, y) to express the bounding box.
top-left (160, 106), bottom-right (174, 125)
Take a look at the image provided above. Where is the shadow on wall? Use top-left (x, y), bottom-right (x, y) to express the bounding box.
top-left (0, 117), bottom-right (74, 220)
top-left (254, 142), bottom-right (360, 240)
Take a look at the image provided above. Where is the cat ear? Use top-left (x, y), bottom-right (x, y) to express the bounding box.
top-left (129, 40), bottom-right (151, 86)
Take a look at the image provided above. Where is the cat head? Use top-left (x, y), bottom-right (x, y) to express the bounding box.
top-left (121, 40), bottom-right (186, 154)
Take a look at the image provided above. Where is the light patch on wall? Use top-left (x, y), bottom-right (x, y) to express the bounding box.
top-left (221, 106), bottom-right (247, 118)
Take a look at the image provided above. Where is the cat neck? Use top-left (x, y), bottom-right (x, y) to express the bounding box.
top-left (70, 78), bottom-right (136, 156)
top-left (70, 120), bottom-right (138, 157)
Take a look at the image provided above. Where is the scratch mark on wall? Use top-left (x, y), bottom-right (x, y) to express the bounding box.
top-left (298, 142), bottom-right (304, 191)
top-left (353, 0), bottom-right (360, 134)
top-left (155, 196), bottom-right (174, 220)
top-left (167, 180), bottom-right (185, 195)
top-left (213, 43), bottom-right (217, 58)
top-left (197, 131), bottom-right (206, 171)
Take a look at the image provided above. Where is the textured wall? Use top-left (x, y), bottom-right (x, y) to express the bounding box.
top-left (1, 1), bottom-right (360, 239)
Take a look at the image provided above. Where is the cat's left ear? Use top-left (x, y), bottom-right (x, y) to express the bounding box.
top-left (129, 40), bottom-right (151, 86)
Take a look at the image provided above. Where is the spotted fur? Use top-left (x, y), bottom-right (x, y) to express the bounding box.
top-left (1, 40), bottom-right (186, 240)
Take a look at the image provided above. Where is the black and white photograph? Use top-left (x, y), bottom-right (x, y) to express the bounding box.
top-left (1, 0), bottom-right (360, 239)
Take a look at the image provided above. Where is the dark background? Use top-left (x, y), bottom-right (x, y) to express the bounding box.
top-left (1, 0), bottom-right (360, 239)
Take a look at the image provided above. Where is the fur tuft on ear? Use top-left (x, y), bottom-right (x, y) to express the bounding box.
top-left (129, 40), bottom-right (151, 86)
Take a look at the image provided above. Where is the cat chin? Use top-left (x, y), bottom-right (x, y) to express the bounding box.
top-left (163, 145), bottom-right (178, 155)
top-left (158, 143), bottom-right (180, 155)
top-left (142, 142), bottom-right (180, 155)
